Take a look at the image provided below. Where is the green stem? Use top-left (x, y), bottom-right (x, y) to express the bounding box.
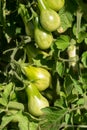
top-left (58, 105), bottom-right (85, 129)
top-left (34, 16), bottom-right (39, 27)
top-left (10, 47), bottom-right (18, 61)
top-left (76, 9), bottom-right (83, 39)
top-left (37, 0), bottom-right (46, 11)
top-left (30, 6), bottom-right (37, 18)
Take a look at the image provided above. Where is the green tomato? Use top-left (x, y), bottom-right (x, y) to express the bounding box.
top-left (34, 26), bottom-right (53, 49)
top-left (37, 0), bottom-right (61, 31)
top-left (26, 84), bottom-right (49, 116)
top-left (23, 66), bottom-right (51, 91)
top-left (40, 9), bottom-right (61, 32)
top-left (44, 0), bottom-right (65, 11)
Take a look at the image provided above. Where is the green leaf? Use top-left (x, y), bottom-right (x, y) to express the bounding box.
top-left (80, 70), bottom-right (87, 84)
top-left (58, 0), bottom-right (77, 33)
top-left (77, 98), bottom-right (84, 105)
top-left (85, 38), bottom-right (87, 44)
top-left (0, 108), bottom-right (5, 114)
top-left (0, 98), bottom-right (7, 106)
top-left (55, 35), bottom-right (70, 51)
top-left (8, 101), bottom-right (24, 111)
top-left (77, 32), bottom-right (87, 43)
top-left (40, 107), bottom-right (68, 130)
top-left (84, 95), bottom-right (87, 109)
top-left (17, 112), bottom-right (29, 130)
top-left (58, 9), bottom-right (73, 32)
top-left (29, 122), bottom-right (38, 130)
top-left (54, 98), bottom-right (65, 109)
top-left (81, 51), bottom-right (87, 68)
top-left (74, 84), bottom-right (83, 95)
top-left (56, 61), bottom-right (65, 77)
top-left (2, 82), bottom-right (13, 102)
top-left (73, 24), bottom-right (87, 43)
top-left (16, 27), bottom-right (22, 35)
top-left (64, 75), bottom-right (73, 95)
top-left (0, 115), bottom-right (14, 130)
top-left (65, 113), bottom-right (70, 124)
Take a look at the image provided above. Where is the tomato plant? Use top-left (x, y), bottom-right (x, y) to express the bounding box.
top-left (0, 0), bottom-right (87, 130)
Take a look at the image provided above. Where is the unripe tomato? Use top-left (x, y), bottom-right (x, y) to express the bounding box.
top-left (34, 26), bottom-right (53, 49)
top-left (40, 9), bottom-right (61, 32)
top-left (44, 0), bottom-right (65, 11)
top-left (26, 84), bottom-right (49, 116)
top-left (23, 66), bottom-right (51, 91)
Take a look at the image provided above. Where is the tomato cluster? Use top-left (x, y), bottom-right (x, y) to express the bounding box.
top-left (34, 0), bottom-right (64, 49)
top-left (18, 0), bottom-right (65, 117)
top-left (18, 0), bottom-right (65, 50)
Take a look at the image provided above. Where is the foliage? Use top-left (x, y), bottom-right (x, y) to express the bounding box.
top-left (0, 0), bottom-right (87, 130)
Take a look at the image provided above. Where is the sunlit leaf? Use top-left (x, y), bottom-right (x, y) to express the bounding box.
top-left (0, 115), bottom-right (14, 130)
top-left (55, 35), bottom-right (70, 51)
top-left (2, 82), bottom-right (13, 102)
top-left (8, 101), bottom-right (24, 111)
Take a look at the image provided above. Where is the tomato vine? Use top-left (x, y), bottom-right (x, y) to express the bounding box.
top-left (0, 0), bottom-right (87, 130)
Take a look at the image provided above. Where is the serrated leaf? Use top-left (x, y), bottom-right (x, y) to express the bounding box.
top-left (54, 98), bottom-right (65, 109)
top-left (17, 112), bottom-right (29, 130)
top-left (2, 82), bottom-right (13, 102)
top-left (0, 115), bottom-right (14, 130)
top-left (29, 122), bottom-right (38, 130)
top-left (56, 61), bottom-right (65, 77)
top-left (58, 0), bottom-right (77, 33)
top-left (58, 9), bottom-right (73, 32)
top-left (55, 35), bottom-right (70, 51)
top-left (64, 75), bottom-right (73, 95)
top-left (40, 107), bottom-right (68, 130)
top-left (0, 98), bottom-right (7, 106)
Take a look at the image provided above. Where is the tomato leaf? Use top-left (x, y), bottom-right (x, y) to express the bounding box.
top-left (8, 101), bottom-right (24, 111)
top-left (64, 75), bottom-right (73, 95)
top-left (29, 122), bottom-right (38, 130)
top-left (40, 107), bottom-right (68, 130)
top-left (0, 98), bottom-right (7, 106)
top-left (2, 83), bottom-right (13, 102)
top-left (58, 8), bottom-right (73, 32)
top-left (0, 115), bottom-right (15, 130)
top-left (56, 61), bottom-right (65, 77)
top-left (55, 35), bottom-right (70, 51)
top-left (81, 51), bottom-right (87, 68)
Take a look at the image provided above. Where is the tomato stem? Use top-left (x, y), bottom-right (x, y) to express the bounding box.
top-left (37, 0), bottom-right (46, 11)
